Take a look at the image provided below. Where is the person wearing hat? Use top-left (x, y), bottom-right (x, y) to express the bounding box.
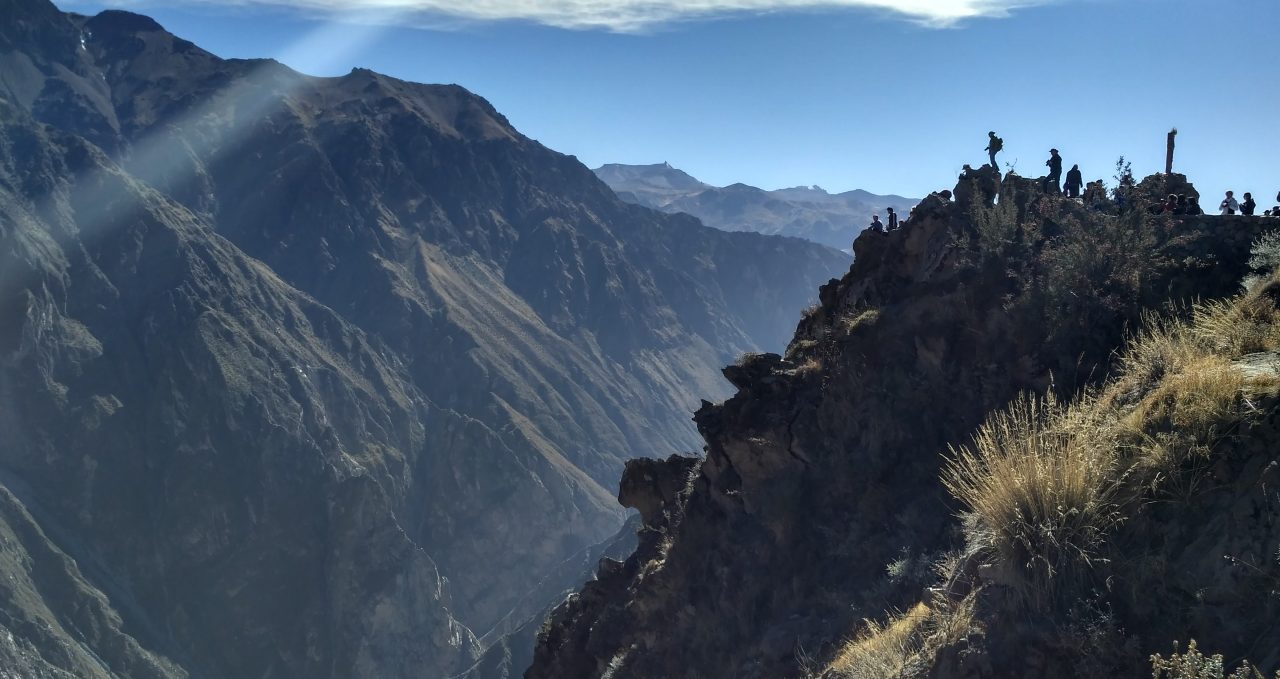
top-left (1044, 149), bottom-right (1063, 194)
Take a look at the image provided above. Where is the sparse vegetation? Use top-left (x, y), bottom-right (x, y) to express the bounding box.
top-left (945, 271), bottom-right (1280, 609)
top-left (825, 597), bottom-right (977, 679)
top-left (1151, 640), bottom-right (1278, 679)
top-left (838, 308), bottom-right (880, 337)
top-left (970, 189), bottom-right (1021, 257)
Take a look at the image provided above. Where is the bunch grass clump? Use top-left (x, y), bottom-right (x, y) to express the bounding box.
top-left (943, 393), bottom-right (1123, 608)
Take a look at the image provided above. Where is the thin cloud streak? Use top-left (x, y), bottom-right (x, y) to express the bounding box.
top-left (92, 0), bottom-right (1057, 31)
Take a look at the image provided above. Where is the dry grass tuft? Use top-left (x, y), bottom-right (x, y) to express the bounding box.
top-left (827, 603), bottom-right (929, 678)
top-left (943, 394), bottom-right (1123, 607)
top-left (826, 598), bottom-right (977, 679)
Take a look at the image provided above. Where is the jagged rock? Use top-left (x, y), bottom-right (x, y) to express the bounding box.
top-left (953, 164), bottom-right (1000, 210)
top-left (618, 455), bottom-right (700, 528)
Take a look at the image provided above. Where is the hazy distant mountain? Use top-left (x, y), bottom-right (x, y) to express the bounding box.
top-left (594, 162), bottom-right (918, 250)
top-left (0, 2), bottom-right (848, 677)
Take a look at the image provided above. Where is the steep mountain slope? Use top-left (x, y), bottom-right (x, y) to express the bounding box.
top-left (0, 100), bottom-right (478, 677)
top-left (0, 1), bottom-right (848, 676)
top-left (530, 168), bottom-right (1280, 678)
top-left (594, 162), bottom-right (917, 250)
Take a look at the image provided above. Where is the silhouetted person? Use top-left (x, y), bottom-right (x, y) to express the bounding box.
top-left (1220, 190), bottom-right (1239, 215)
top-left (870, 215), bottom-right (885, 233)
top-left (985, 131), bottom-right (1003, 169)
top-left (1044, 149), bottom-right (1062, 193)
top-left (1241, 192), bottom-right (1256, 216)
top-left (1186, 195), bottom-right (1203, 215)
top-left (1176, 194), bottom-right (1188, 215)
top-left (886, 207), bottom-right (899, 230)
top-left (1064, 164), bottom-right (1083, 198)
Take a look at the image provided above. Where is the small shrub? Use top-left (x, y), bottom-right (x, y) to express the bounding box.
top-left (1244, 232), bottom-right (1280, 290)
top-left (839, 308), bottom-right (880, 336)
top-left (1150, 640), bottom-right (1276, 679)
top-left (970, 194), bottom-right (1021, 258)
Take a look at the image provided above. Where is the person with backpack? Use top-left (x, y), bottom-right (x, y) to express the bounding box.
top-left (1220, 190), bottom-right (1239, 215)
top-left (1241, 192), bottom-right (1256, 216)
top-left (985, 131), bottom-right (1003, 169)
top-left (1063, 164), bottom-right (1084, 199)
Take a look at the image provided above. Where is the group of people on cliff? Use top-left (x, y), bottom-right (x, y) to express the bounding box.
top-left (861, 133), bottom-right (1279, 241)
top-left (988, 132), bottom-right (1086, 197)
top-left (985, 131), bottom-right (1280, 217)
top-left (867, 207), bottom-right (900, 233)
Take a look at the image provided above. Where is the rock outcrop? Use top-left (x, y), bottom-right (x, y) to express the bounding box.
top-left (530, 170), bottom-right (1280, 678)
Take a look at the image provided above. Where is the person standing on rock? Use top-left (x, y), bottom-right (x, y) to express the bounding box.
top-left (1241, 192), bottom-right (1256, 216)
top-left (1063, 164), bottom-right (1084, 199)
top-left (985, 131), bottom-right (1003, 169)
top-left (1044, 149), bottom-right (1063, 193)
top-left (886, 207), bottom-right (899, 230)
top-left (1220, 191), bottom-right (1239, 215)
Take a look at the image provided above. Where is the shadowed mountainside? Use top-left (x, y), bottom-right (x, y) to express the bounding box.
top-left (0, 0), bottom-right (848, 676)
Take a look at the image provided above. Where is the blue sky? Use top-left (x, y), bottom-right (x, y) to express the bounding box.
top-left (59, 0), bottom-right (1279, 202)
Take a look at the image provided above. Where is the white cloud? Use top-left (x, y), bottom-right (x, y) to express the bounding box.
top-left (107, 0), bottom-right (1054, 32)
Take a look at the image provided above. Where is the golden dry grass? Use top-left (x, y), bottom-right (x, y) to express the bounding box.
top-left (825, 597), bottom-right (978, 679)
top-left (945, 272), bottom-right (1280, 611)
top-left (827, 603), bottom-right (929, 678)
top-left (942, 394), bottom-right (1123, 607)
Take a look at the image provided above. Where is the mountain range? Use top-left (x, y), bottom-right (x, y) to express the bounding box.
top-left (594, 162), bottom-right (918, 251)
top-left (0, 1), bottom-right (848, 676)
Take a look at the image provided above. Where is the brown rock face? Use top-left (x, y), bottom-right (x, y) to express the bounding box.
top-left (530, 174), bottom-right (1280, 678)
